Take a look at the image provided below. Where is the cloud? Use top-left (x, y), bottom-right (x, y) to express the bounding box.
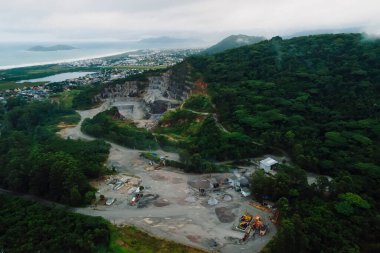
top-left (0, 0), bottom-right (379, 42)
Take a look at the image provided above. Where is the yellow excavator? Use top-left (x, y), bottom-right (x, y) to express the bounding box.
top-left (242, 216), bottom-right (268, 242)
top-left (237, 212), bottom-right (253, 231)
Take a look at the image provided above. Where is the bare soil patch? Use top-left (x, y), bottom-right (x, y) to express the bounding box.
top-left (171, 177), bottom-right (184, 184)
top-left (188, 179), bottom-right (210, 189)
top-left (151, 174), bottom-right (169, 181)
top-left (187, 235), bottom-right (202, 243)
top-left (215, 207), bottom-right (236, 223)
top-left (57, 122), bottom-right (77, 128)
top-left (153, 198), bottom-right (171, 207)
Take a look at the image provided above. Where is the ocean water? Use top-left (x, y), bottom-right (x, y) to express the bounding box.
top-left (0, 41), bottom-right (138, 70)
top-left (0, 39), bottom-right (202, 70)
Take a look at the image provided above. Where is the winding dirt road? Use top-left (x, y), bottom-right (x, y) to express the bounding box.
top-left (57, 102), bottom-right (276, 253)
top-left (58, 100), bottom-right (180, 162)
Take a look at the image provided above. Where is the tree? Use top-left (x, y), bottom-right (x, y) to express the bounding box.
top-left (250, 170), bottom-right (275, 201)
top-left (335, 192), bottom-right (370, 216)
top-left (70, 186), bottom-right (82, 206)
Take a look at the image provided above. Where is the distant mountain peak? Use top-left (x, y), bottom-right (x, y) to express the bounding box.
top-left (203, 34), bottom-right (266, 54)
top-left (27, 45), bottom-right (77, 52)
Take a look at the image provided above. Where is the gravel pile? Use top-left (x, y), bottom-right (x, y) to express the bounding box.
top-left (223, 194), bottom-right (233, 202)
top-left (208, 197), bottom-right (218, 206)
top-left (185, 196), bottom-right (197, 203)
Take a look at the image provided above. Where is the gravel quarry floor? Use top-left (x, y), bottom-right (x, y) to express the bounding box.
top-left (58, 102), bottom-right (277, 253)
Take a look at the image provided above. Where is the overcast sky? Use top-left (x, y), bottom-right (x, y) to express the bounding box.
top-left (0, 0), bottom-right (379, 43)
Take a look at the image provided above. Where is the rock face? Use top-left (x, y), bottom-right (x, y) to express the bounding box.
top-left (99, 63), bottom-right (193, 116)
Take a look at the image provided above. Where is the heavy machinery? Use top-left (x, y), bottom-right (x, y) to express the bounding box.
top-left (241, 215), bottom-right (269, 242)
top-left (199, 188), bottom-right (206, 196)
top-left (234, 212), bottom-right (270, 241)
top-left (154, 158), bottom-right (166, 170)
top-left (259, 224), bottom-right (268, 236)
top-left (130, 193), bottom-right (143, 206)
top-left (235, 212), bottom-right (253, 231)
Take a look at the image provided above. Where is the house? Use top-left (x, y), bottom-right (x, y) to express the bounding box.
top-left (241, 187), bottom-right (251, 197)
top-left (260, 157), bottom-right (278, 173)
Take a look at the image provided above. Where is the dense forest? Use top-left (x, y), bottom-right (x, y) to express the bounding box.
top-left (189, 33), bottom-right (380, 175)
top-left (0, 195), bottom-right (110, 253)
top-left (82, 107), bottom-right (158, 150)
top-left (182, 94), bottom-right (214, 113)
top-left (187, 33), bottom-right (380, 252)
top-left (72, 84), bottom-right (104, 110)
top-left (0, 194), bottom-right (205, 253)
top-left (0, 98), bottom-right (110, 206)
top-left (154, 101), bottom-right (258, 170)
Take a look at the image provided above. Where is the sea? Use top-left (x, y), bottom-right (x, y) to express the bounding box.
top-left (0, 40), bottom-right (202, 70)
top-left (0, 41), bottom-right (139, 70)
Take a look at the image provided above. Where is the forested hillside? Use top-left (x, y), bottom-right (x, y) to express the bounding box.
top-left (189, 33), bottom-right (380, 175)
top-left (0, 194), bottom-right (206, 253)
top-left (0, 195), bottom-right (110, 253)
top-left (82, 107), bottom-right (158, 150)
top-left (187, 33), bottom-right (380, 252)
top-left (0, 98), bottom-right (110, 206)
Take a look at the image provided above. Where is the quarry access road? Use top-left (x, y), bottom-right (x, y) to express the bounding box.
top-left (57, 100), bottom-right (180, 162)
top-left (57, 102), bottom-right (276, 253)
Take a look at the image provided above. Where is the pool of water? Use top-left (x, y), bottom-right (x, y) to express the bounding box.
top-left (17, 71), bottom-right (95, 83)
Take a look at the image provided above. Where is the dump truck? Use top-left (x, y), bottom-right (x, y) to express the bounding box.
top-left (234, 212), bottom-right (254, 232)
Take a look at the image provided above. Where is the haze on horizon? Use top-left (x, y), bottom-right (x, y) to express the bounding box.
top-left (0, 0), bottom-right (379, 44)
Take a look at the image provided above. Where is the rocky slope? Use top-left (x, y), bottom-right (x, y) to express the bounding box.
top-left (97, 63), bottom-right (193, 118)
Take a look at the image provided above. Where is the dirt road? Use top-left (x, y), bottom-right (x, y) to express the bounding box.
top-left (58, 100), bottom-right (179, 162)
top-left (57, 102), bottom-right (276, 253)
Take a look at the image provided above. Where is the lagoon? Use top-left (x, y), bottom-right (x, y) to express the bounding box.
top-left (17, 72), bottom-right (95, 83)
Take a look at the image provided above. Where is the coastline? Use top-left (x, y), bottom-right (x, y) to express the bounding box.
top-left (0, 50), bottom-right (136, 70)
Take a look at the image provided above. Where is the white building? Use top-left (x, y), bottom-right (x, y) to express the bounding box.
top-left (241, 187), bottom-right (251, 197)
top-left (260, 157), bottom-right (278, 173)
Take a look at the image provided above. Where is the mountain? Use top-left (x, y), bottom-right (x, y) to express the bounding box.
top-left (27, 45), bottom-right (77, 51)
top-left (203, 34), bottom-right (265, 54)
top-left (189, 33), bottom-right (380, 174)
top-left (187, 33), bottom-right (380, 253)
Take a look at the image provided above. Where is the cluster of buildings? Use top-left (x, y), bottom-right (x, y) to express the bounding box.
top-left (0, 86), bottom-right (50, 102)
top-left (60, 49), bottom-right (202, 68)
top-left (1, 49), bottom-right (201, 102)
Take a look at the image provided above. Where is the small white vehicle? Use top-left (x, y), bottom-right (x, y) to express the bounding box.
top-left (105, 198), bottom-right (116, 206)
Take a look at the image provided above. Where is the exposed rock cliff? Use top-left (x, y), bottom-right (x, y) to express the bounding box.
top-left (98, 62), bottom-right (193, 118)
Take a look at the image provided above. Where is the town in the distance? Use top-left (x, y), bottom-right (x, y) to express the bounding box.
top-left (0, 49), bottom-right (201, 101)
